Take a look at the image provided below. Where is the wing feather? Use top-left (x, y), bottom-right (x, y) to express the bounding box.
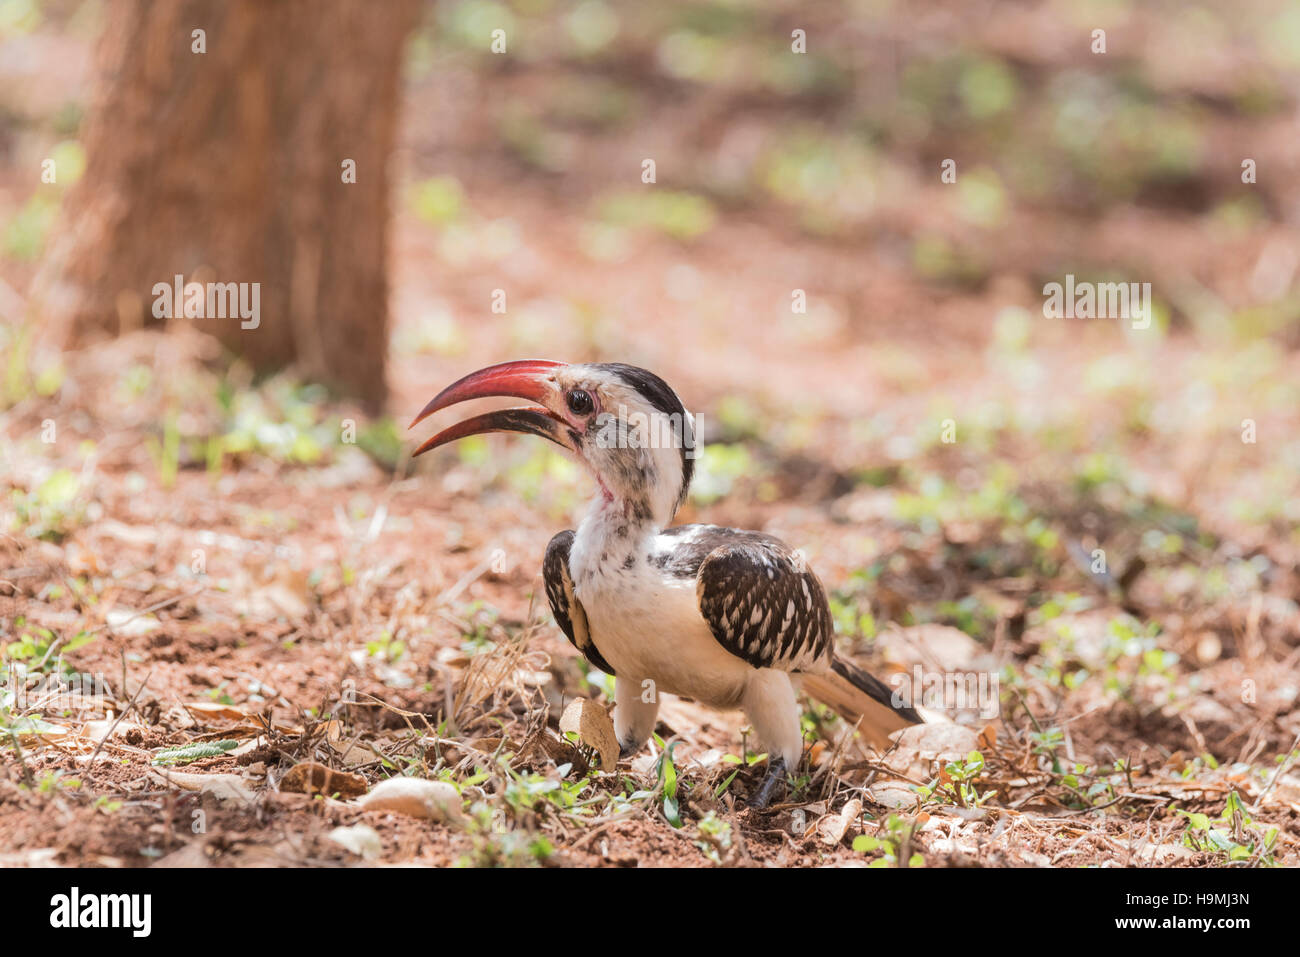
top-left (543, 530), bottom-right (618, 676)
top-left (695, 538), bottom-right (833, 672)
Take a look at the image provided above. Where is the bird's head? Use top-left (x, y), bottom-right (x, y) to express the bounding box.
top-left (410, 360), bottom-right (696, 525)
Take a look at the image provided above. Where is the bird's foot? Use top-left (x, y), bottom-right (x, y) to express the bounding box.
top-left (618, 739), bottom-right (641, 760)
top-left (747, 756), bottom-right (788, 810)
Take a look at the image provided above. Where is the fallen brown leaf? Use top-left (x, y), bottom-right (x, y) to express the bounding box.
top-left (280, 761), bottom-right (369, 799)
top-left (817, 797), bottom-right (863, 846)
top-left (559, 697), bottom-right (619, 772)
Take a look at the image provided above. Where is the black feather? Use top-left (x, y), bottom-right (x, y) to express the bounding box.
top-left (693, 533), bottom-right (833, 671)
top-left (543, 530), bottom-right (618, 676)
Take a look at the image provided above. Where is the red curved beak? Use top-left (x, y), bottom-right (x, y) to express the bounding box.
top-left (409, 359), bottom-right (573, 457)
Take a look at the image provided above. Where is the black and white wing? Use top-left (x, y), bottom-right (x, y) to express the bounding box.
top-left (542, 530), bottom-right (618, 676)
top-left (694, 535), bottom-right (834, 673)
top-left (654, 524), bottom-right (921, 743)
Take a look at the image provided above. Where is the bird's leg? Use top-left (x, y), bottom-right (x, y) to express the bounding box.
top-left (749, 756), bottom-right (788, 809)
top-left (740, 669), bottom-right (802, 808)
top-left (614, 675), bottom-right (659, 760)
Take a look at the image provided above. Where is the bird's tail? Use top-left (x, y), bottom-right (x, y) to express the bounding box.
top-left (802, 656), bottom-right (925, 749)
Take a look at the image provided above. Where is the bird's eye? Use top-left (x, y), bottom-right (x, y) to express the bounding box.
top-left (565, 389), bottom-right (594, 415)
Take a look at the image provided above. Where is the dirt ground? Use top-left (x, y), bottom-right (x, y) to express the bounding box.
top-left (2, 1), bottom-right (1299, 867)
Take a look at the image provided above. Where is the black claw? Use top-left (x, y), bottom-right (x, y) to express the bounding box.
top-left (618, 740), bottom-right (640, 760)
top-left (748, 756), bottom-right (788, 810)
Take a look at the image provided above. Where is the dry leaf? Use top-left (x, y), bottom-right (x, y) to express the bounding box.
top-left (183, 701), bottom-right (252, 723)
top-left (280, 761), bottom-right (368, 799)
top-left (976, 723), bottom-right (997, 751)
top-left (559, 697), bottom-right (619, 771)
top-left (1132, 843), bottom-right (1196, 863)
top-left (866, 783), bottom-right (920, 809)
top-left (229, 738), bottom-right (264, 758)
top-left (104, 608), bottom-right (159, 636)
top-left (1274, 774), bottom-right (1300, 804)
top-left (84, 716), bottom-right (148, 743)
top-left (148, 843), bottom-right (212, 868)
top-left (536, 732), bottom-right (588, 775)
top-left (357, 778), bottom-right (465, 826)
top-left (513, 667), bottom-right (553, 687)
top-left (65, 542), bottom-right (105, 576)
top-left (241, 566), bottom-right (313, 621)
top-left (149, 770), bottom-right (256, 803)
top-left (885, 723), bottom-right (980, 778)
top-left (817, 798), bottom-right (862, 846)
top-left (323, 720), bottom-right (378, 766)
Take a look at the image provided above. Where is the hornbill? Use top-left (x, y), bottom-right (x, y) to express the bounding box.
top-left (411, 359), bottom-right (922, 807)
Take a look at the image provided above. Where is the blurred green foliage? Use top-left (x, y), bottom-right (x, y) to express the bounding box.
top-left (596, 189), bottom-right (716, 243)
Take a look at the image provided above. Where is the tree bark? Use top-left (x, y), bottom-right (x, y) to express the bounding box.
top-left (34, 0), bottom-right (419, 411)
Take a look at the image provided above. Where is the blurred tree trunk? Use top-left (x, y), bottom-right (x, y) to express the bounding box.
top-left (34, 0), bottom-right (420, 411)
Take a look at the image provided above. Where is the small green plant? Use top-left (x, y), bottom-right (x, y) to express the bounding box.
top-left (204, 683), bottom-right (236, 706)
top-left (606, 778), bottom-right (658, 815)
top-left (144, 407), bottom-right (181, 489)
top-left (8, 469), bottom-right (87, 542)
top-left (720, 748), bottom-right (768, 767)
top-left (0, 712), bottom-right (63, 742)
top-left (37, 771), bottom-right (81, 793)
top-left (502, 772), bottom-right (565, 815)
top-left (1178, 791), bottom-right (1280, 866)
top-left (688, 443), bottom-right (761, 505)
top-left (1, 624), bottom-right (96, 675)
top-left (1101, 617), bottom-right (1178, 703)
top-left (463, 830), bottom-right (555, 868)
top-left (827, 588), bottom-right (878, 641)
top-left (852, 814), bottom-right (925, 867)
top-left (455, 601), bottom-right (500, 655)
top-left (1055, 760), bottom-right (1127, 809)
top-left (575, 658), bottom-right (617, 699)
top-left (1, 324), bottom-right (63, 406)
top-left (356, 417), bottom-right (403, 470)
top-left (409, 175), bottom-right (466, 226)
top-left (1029, 726), bottom-right (1065, 773)
top-left (652, 734), bottom-right (684, 828)
top-left (365, 631), bottom-right (406, 663)
top-left (695, 811), bottom-right (732, 863)
top-left (713, 768), bottom-right (740, 799)
top-left (457, 802), bottom-right (555, 868)
top-left (501, 760), bottom-right (593, 821)
top-left (917, 750), bottom-right (994, 808)
top-left (786, 769), bottom-right (812, 802)
top-left (597, 189), bottom-right (716, 242)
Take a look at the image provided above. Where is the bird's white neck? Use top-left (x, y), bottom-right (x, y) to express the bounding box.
top-left (570, 489), bottom-right (671, 583)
